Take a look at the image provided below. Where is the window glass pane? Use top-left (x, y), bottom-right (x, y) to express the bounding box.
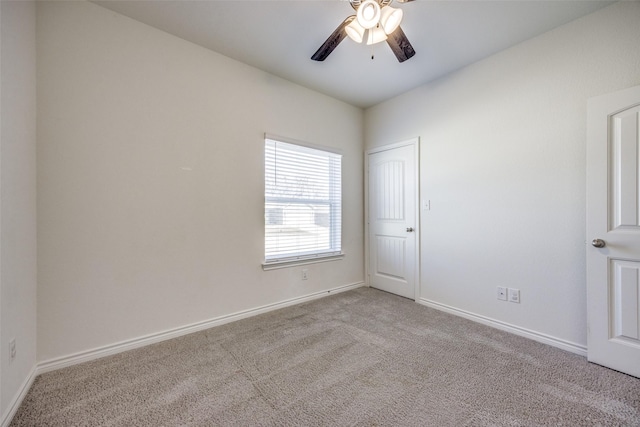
top-left (265, 138), bottom-right (341, 262)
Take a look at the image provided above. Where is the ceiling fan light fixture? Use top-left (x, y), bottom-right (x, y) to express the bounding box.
top-left (366, 25), bottom-right (388, 45)
top-left (311, 0), bottom-right (415, 63)
top-left (380, 6), bottom-right (403, 34)
top-left (345, 20), bottom-right (365, 43)
top-left (356, 0), bottom-right (381, 29)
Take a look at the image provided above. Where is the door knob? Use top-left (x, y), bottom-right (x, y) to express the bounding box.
top-left (592, 239), bottom-right (606, 248)
top-left (406, 227), bottom-right (414, 232)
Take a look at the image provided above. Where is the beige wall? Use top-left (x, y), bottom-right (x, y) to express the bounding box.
top-left (1, 0), bottom-right (37, 420)
top-left (365, 1), bottom-right (640, 350)
top-left (36, 1), bottom-right (364, 362)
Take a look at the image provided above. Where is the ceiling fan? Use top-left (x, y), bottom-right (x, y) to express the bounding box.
top-left (312, 0), bottom-right (415, 63)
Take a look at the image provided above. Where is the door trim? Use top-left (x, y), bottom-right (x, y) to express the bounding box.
top-left (364, 137), bottom-right (420, 301)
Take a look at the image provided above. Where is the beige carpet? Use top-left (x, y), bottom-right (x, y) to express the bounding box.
top-left (11, 288), bottom-right (640, 426)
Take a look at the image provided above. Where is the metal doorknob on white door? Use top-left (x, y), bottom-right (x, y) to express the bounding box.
top-left (406, 227), bottom-right (414, 232)
top-left (592, 239), bottom-right (606, 248)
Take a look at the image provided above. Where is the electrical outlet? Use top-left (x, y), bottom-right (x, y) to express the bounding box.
top-left (497, 286), bottom-right (507, 301)
top-left (9, 338), bottom-right (16, 363)
top-left (302, 269), bottom-right (308, 280)
top-left (508, 288), bottom-right (520, 303)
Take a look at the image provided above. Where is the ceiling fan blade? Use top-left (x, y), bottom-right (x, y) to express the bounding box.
top-left (311, 16), bottom-right (356, 61)
top-left (386, 26), bottom-right (415, 63)
top-left (395, 0), bottom-right (415, 3)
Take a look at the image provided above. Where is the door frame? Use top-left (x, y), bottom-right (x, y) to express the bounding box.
top-left (364, 137), bottom-right (420, 301)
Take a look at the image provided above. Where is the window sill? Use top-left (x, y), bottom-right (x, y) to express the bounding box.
top-left (262, 253), bottom-right (344, 271)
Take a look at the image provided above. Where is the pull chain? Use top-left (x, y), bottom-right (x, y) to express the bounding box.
top-left (369, 23), bottom-right (382, 60)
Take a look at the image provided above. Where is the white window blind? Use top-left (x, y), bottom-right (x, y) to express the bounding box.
top-left (265, 137), bottom-right (342, 263)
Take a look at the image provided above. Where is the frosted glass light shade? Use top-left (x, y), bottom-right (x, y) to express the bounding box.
top-left (345, 20), bottom-right (365, 43)
top-left (366, 26), bottom-right (387, 45)
top-left (356, 0), bottom-right (381, 29)
top-left (380, 6), bottom-right (403, 34)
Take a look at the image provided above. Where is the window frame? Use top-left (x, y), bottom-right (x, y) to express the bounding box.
top-left (262, 134), bottom-right (344, 270)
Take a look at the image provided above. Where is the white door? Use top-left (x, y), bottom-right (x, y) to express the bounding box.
top-left (587, 85), bottom-right (640, 378)
top-left (367, 140), bottom-right (418, 300)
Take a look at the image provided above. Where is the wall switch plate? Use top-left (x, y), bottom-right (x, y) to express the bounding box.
top-left (497, 287), bottom-right (508, 301)
top-left (9, 338), bottom-right (16, 362)
top-left (508, 288), bottom-right (520, 303)
top-left (302, 269), bottom-right (308, 280)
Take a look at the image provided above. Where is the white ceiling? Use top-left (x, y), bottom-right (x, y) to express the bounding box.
top-left (92, 0), bottom-right (613, 108)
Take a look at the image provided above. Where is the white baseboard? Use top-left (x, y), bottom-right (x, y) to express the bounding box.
top-left (37, 281), bottom-right (365, 375)
top-left (418, 298), bottom-right (587, 357)
top-left (1, 366), bottom-right (37, 427)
